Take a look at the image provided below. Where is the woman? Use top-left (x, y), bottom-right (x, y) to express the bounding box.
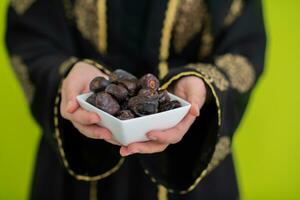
top-left (6, 0), bottom-right (266, 199)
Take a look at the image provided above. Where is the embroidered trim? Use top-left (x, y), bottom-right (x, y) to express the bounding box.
top-left (158, 0), bottom-right (180, 79)
top-left (59, 57), bottom-right (78, 76)
top-left (160, 71), bottom-right (221, 126)
top-left (144, 136), bottom-right (230, 194)
top-left (173, 0), bottom-right (205, 53)
top-left (10, 0), bottom-right (35, 15)
top-left (97, 0), bottom-right (107, 54)
top-left (10, 55), bottom-right (35, 104)
top-left (74, 0), bottom-right (107, 54)
top-left (158, 185), bottom-right (168, 200)
top-left (53, 59), bottom-right (123, 181)
top-left (216, 54), bottom-right (255, 93)
top-left (185, 63), bottom-right (229, 91)
top-left (82, 59), bottom-right (111, 75)
top-left (224, 0), bottom-right (244, 27)
top-left (90, 181), bottom-right (98, 200)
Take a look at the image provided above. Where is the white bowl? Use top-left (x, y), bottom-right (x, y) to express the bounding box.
top-left (76, 92), bottom-right (191, 146)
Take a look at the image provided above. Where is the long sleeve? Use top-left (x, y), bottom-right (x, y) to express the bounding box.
top-left (139, 0), bottom-right (266, 194)
top-left (5, 0), bottom-right (123, 181)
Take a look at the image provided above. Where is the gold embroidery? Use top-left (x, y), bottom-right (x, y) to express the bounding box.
top-left (216, 54), bottom-right (255, 93)
top-left (10, 55), bottom-right (35, 104)
top-left (205, 136), bottom-right (231, 173)
top-left (198, 7), bottom-right (214, 59)
top-left (90, 181), bottom-right (98, 200)
top-left (158, 61), bottom-right (169, 80)
top-left (97, 0), bottom-right (107, 54)
top-left (160, 71), bottom-right (221, 126)
top-left (53, 81), bottom-right (124, 182)
top-left (74, 0), bottom-right (107, 54)
top-left (158, 185), bottom-right (168, 200)
top-left (173, 0), bottom-right (205, 53)
top-left (82, 59), bottom-right (111, 75)
top-left (224, 0), bottom-right (244, 27)
top-left (10, 0), bottom-right (35, 15)
top-left (185, 63), bottom-right (229, 91)
top-left (158, 0), bottom-right (180, 79)
top-left (59, 57), bottom-right (78, 76)
top-left (143, 136), bottom-right (230, 194)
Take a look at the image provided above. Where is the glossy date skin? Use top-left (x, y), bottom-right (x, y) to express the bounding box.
top-left (87, 69), bottom-right (181, 119)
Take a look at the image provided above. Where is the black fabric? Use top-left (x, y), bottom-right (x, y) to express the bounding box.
top-left (5, 0), bottom-right (266, 199)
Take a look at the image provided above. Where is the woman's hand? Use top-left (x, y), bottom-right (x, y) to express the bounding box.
top-left (60, 62), bottom-right (114, 141)
top-left (120, 76), bottom-right (207, 156)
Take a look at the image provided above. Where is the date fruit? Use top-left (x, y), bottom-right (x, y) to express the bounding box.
top-left (128, 96), bottom-right (158, 116)
top-left (138, 74), bottom-right (159, 90)
top-left (110, 69), bottom-right (137, 82)
top-left (158, 90), bottom-right (170, 104)
top-left (88, 69), bottom-right (181, 119)
top-left (116, 110), bottom-right (135, 120)
top-left (159, 100), bottom-right (181, 112)
top-left (105, 83), bottom-right (128, 101)
top-left (89, 76), bottom-right (110, 92)
top-left (138, 89), bottom-right (158, 100)
top-left (95, 92), bottom-right (120, 115)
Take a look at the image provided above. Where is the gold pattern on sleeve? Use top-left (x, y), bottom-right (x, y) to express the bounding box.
top-left (10, 55), bottom-right (35, 104)
top-left (204, 136), bottom-right (231, 173)
top-left (74, 0), bottom-right (107, 54)
top-left (143, 136), bottom-right (230, 195)
top-left (173, 0), bottom-right (205, 54)
top-left (216, 54), bottom-right (255, 93)
top-left (158, 0), bottom-right (180, 79)
top-left (224, 0), bottom-right (244, 27)
top-left (10, 0), bottom-right (35, 15)
top-left (185, 63), bottom-right (229, 91)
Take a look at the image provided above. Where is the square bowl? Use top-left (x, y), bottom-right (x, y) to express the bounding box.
top-left (76, 92), bottom-right (191, 146)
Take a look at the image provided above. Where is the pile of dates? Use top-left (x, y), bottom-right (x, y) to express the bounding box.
top-left (86, 69), bottom-right (181, 120)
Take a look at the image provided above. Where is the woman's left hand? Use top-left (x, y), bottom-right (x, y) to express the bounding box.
top-left (120, 76), bottom-right (207, 156)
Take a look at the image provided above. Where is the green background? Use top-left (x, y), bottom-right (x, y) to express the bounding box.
top-left (0, 1), bottom-right (299, 199)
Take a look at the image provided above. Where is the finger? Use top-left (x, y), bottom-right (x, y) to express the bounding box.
top-left (66, 100), bottom-right (79, 113)
top-left (72, 122), bottom-right (112, 140)
top-left (147, 113), bottom-right (196, 144)
top-left (69, 108), bottom-right (100, 125)
top-left (187, 95), bottom-right (200, 117)
top-left (64, 80), bottom-right (85, 113)
top-left (120, 142), bottom-right (168, 156)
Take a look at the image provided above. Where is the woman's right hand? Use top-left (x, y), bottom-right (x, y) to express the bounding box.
top-left (60, 61), bottom-right (114, 141)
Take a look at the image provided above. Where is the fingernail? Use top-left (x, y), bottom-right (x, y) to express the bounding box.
top-left (131, 149), bottom-right (140, 154)
top-left (149, 136), bottom-right (157, 141)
